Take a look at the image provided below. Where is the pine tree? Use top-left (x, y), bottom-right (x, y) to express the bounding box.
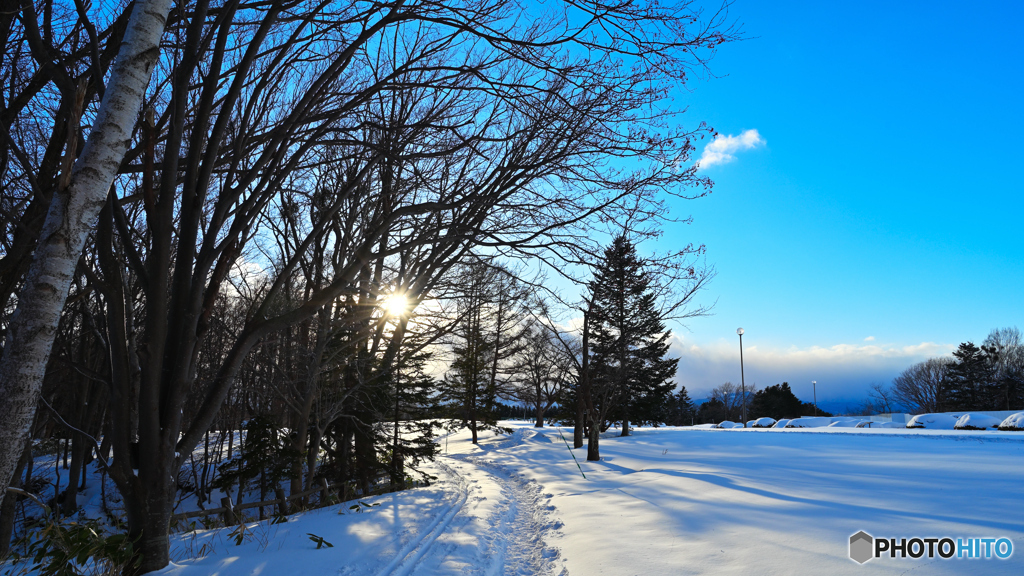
top-left (750, 383), bottom-right (804, 420)
top-left (665, 387), bottom-right (695, 426)
top-left (387, 347), bottom-right (440, 490)
top-left (588, 235), bottom-right (679, 436)
top-left (746, 384), bottom-right (832, 420)
top-left (943, 342), bottom-right (997, 411)
top-left (439, 261), bottom-right (527, 443)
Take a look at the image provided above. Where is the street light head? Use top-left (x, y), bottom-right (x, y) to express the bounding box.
top-left (812, 380), bottom-right (816, 384)
top-left (736, 328), bottom-right (744, 335)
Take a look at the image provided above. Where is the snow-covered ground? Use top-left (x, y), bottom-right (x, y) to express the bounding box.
top-left (153, 422), bottom-right (1023, 575)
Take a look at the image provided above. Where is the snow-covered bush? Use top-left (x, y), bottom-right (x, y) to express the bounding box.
top-left (785, 417), bottom-right (833, 428)
top-left (856, 421), bottom-right (901, 428)
top-left (954, 414), bottom-right (1002, 430)
top-left (751, 417), bottom-right (776, 428)
top-left (998, 412), bottom-right (1024, 431)
top-left (827, 420), bottom-right (865, 428)
top-left (905, 413), bottom-right (960, 429)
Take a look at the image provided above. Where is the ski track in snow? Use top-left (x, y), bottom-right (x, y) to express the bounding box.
top-left (370, 459), bottom-right (471, 576)
top-left (373, 428), bottom-right (565, 576)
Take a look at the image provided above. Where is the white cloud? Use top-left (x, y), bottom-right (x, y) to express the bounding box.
top-left (864, 336), bottom-right (875, 341)
top-left (697, 129), bottom-right (765, 169)
top-left (668, 336), bottom-right (955, 404)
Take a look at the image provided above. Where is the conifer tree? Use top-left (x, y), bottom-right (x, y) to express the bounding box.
top-left (588, 236), bottom-right (679, 436)
top-left (387, 347), bottom-right (441, 490)
top-left (665, 387), bottom-right (696, 426)
top-left (440, 261), bottom-right (527, 443)
top-left (943, 342), bottom-right (997, 411)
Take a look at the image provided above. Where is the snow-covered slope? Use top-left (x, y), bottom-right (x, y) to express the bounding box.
top-left (157, 422), bottom-right (1024, 576)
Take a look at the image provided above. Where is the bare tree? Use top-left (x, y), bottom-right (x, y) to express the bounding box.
top-left (2, 0), bottom-right (737, 568)
top-left (983, 327), bottom-right (1024, 410)
top-left (891, 357), bottom-right (952, 413)
top-left (866, 382), bottom-right (896, 414)
top-left (709, 381), bottom-right (757, 422)
top-left (0, 0), bottom-right (172, 501)
top-left (512, 323), bottom-right (572, 427)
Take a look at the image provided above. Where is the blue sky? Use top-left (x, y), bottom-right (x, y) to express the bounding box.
top-left (653, 0), bottom-right (1024, 407)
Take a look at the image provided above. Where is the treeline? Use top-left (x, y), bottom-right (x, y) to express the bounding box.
top-left (0, 0), bottom-right (731, 567)
top-left (0, 256), bottom-right (575, 557)
top-left (673, 382), bottom-right (829, 425)
top-left (869, 327), bottom-right (1024, 414)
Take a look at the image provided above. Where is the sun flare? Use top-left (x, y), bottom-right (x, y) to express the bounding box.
top-left (383, 293), bottom-right (409, 317)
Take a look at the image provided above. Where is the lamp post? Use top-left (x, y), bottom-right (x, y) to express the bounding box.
top-left (737, 328), bottom-right (747, 428)
top-left (812, 381), bottom-right (818, 416)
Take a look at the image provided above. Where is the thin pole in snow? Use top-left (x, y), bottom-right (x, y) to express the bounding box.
top-left (556, 426), bottom-right (586, 479)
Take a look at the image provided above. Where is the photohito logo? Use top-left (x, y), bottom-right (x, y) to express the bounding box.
top-left (849, 531), bottom-right (1013, 564)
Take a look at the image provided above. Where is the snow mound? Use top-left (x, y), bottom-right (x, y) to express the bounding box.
top-left (771, 419), bottom-right (791, 429)
top-left (998, 412), bottom-right (1024, 431)
top-left (856, 421), bottom-right (901, 428)
top-left (716, 421), bottom-right (740, 429)
top-left (785, 417), bottom-right (833, 428)
top-left (954, 413), bottom-right (1003, 430)
top-left (906, 413), bottom-right (960, 429)
top-left (751, 417), bottom-right (776, 428)
top-left (827, 420), bottom-right (865, 428)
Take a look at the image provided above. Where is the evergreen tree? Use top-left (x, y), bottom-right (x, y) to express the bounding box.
top-left (665, 387), bottom-right (696, 426)
top-left (588, 236), bottom-right (679, 435)
top-left (439, 261), bottom-right (527, 443)
top-left (750, 383), bottom-right (804, 420)
top-left (440, 303), bottom-right (495, 444)
top-left (943, 342), bottom-right (997, 411)
top-left (387, 346), bottom-right (441, 490)
top-left (748, 382), bottom-right (832, 419)
top-left (981, 328), bottom-right (1024, 411)
top-left (213, 415), bottom-right (301, 518)
top-left (695, 398), bottom-right (726, 424)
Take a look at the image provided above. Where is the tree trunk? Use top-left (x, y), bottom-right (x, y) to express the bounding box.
top-left (305, 426), bottom-right (322, 491)
top-left (586, 417), bottom-right (600, 461)
top-left (0, 441), bottom-right (32, 556)
top-left (62, 436), bottom-right (86, 516)
top-left (137, 497), bottom-right (173, 574)
top-left (535, 404), bottom-right (544, 428)
top-left (573, 386), bottom-right (584, 448)
top-left (581, 307), bottom-right (600, 461)
top-left (0, 0), bottom-right (173, 496)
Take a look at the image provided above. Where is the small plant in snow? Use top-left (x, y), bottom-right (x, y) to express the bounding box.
top-left (227, 523), bottom-right (251, 546)
top-left (4, 516), bottom-right (140, 576)
top-left (306, 533), bottom-right (334, 549)
top-left (347, 501), bottom-right (380, 513)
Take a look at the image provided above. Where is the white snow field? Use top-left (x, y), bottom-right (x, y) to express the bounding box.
top-left (159, 423), bottom-right (1024, 576)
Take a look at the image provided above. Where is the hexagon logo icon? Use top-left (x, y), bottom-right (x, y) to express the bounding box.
top-left (849, 531), bottom-right (874, 564)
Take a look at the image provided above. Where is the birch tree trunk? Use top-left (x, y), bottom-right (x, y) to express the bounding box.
top-left (0, 0), bottom-right (172, 495)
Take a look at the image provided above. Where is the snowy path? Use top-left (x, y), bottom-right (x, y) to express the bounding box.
top-left (156, 421), bottom-right (1023, 576)
top-left (159, 426), bottom-right (565, 576)
top-left (374, 428), bottom-right (564, 576)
